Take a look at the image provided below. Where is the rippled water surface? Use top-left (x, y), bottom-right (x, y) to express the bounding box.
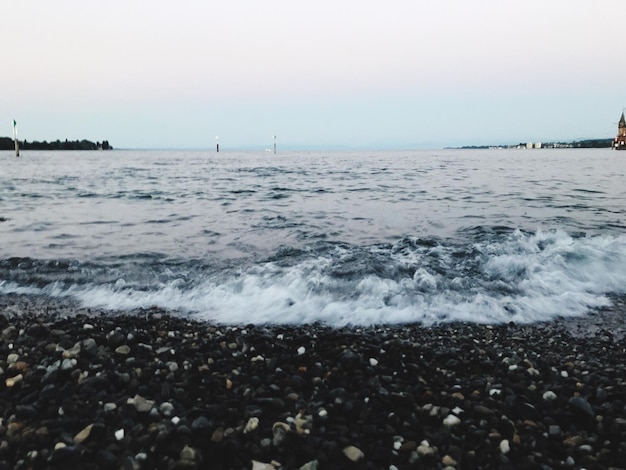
top-left (1, 149), bottom-right (625, 325)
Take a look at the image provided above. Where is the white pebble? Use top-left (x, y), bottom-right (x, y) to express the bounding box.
top-left (489, 389), bottom-right (502, 397)
top-left (244, 417), bottom-right (259, 434)
top-left (115, 429), bottom-right (125, 441)
top-left (318, 408), bottom-right (328, 418)
top-left (103, 403), bottom-right (117, 412)
top-left (527, 367), bottom-right (540, 376)
top-left (500, 439), bottom-right (510, 454)
top-left (297, 346), bottom-right (306, 355)
top-left (160, 402), bottom-right (175, 417)
top-left (171, 416), bottom-right (181, 425)
top-left (417, 440), bottom-right (435, 457)
top-left (369, 358), bottom-right (378, 367)
top-left (452, 406), bottom-right (464, 415)
top-left (443, 414), bottom-right (461, 427)
top-left (561, 370), bottom-right (569, 378)
top-left (277, 334), bottom-right (284, 340)
top-left (543, 391), bottom-right (557, 401)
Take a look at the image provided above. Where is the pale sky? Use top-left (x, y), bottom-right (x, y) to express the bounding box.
top-left (4, 0), bottom-right (626, 149)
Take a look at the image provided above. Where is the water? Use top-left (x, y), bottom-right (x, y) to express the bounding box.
top-left (1, 148), bottom-right (625, 326)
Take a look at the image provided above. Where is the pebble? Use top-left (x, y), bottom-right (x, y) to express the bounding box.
top-left (543, 390), bottom-right (557, 401)
top-left (443, 414), bottom-right (461, 427)
top-left (159, 402), bottom-right (175, 417)
top-left (527, 367), bottom-right (540, 376)
top-left (417, 440), bottom-right (435, 457)
top-left (60, 358), bottom-right (75, 371)
top-left (180, 445), bottom-right (198, 461)
top-left (244, 417), bottom-right (260, 433)
top-left (74, 424), bottom-right (93, 444)
top-left (5, 374), bottom-right (23, 388)
top-left (548, 425), bottom-right (561, 437)
top-left (211, 427), bottom-right (224, 442)
top-left (500, 439), bottom-right (510, 454)
top-left (103, 403), bottom-right (117, 412)
top-left (342, 445), bottom-right (364, 462)
top-left (569, 396), bottom-right (595, 418)
top-left (191, 416), bottom-right (210, 431)
top-left (272, 422), bottom-right (290, 446)
top-left (0, 308), bottom-right (624, 469)
top-left (251, 462), bottom-right (276, 470)
top-left (130, 395), bottom-right (155, 413)
top-left (115, 345), bottom-right (131, 355)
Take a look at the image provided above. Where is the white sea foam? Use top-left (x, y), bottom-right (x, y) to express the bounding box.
top-left (2, 230), bottom-right (625, 326)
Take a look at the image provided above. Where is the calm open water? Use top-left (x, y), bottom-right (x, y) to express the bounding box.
top-left (1, 148), bottom-right (625, 326)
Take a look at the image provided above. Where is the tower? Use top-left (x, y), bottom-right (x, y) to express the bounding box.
top-left (614, 112), bottom-right (626, 150)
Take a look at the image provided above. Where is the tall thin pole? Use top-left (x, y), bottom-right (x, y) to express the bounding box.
top-left (273, 134), bottom-right (276, 155)
top-left (12, 119), bottom-right (19, 157)
top-left (216, 135), bottom-right (219, 153)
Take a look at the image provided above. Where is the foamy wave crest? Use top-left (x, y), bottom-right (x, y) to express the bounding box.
top-left (2, 230), bottom-right (625, 326)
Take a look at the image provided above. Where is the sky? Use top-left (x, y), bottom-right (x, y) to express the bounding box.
top-left (3, 0), bottom-right (626, 149)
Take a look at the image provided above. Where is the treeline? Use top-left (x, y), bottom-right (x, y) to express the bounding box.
top-left (566, 139), bottom-right (613, 148)
top-left (0, 137), bottom-right (112, 151)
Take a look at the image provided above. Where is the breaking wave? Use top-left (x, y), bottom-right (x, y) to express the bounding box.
top-left (2, 229), bottom-right (625, 327)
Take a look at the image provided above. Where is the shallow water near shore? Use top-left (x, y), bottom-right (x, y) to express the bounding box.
top-left (1, 148), bottom-right (625, 326)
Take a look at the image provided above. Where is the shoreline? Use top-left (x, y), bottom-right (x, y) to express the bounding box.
top-left (1, 296), bottom-right (626, 469)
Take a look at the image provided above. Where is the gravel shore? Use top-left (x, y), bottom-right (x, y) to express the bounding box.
top-left (1, 296), bottom-right (626, 469)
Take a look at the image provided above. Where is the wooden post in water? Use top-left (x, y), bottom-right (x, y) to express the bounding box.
top-left (273, 134), bottom-right (276, 154)
top-left (216, 135), bottom-right (219, 153)
top-left (12, 119), bottom-right (19, 157)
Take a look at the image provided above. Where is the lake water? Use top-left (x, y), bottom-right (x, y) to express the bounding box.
top-left (1, 148), bottom-right (625, 326)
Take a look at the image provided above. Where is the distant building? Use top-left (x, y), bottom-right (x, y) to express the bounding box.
top-left (526, 142), bottom-right (533, 149)
top-left (613, 112), bottom-right (626, 150)
top-left (535, 142), bottom-right (542, 149)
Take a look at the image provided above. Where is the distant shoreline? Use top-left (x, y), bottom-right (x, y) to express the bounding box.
top-left (0, 137), bottom-right (112, 151)
top-left (449, 138), bottom-right (613, 150)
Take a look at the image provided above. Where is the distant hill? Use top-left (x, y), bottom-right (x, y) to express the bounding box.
top-left (0, 137), bottom-right (112, 151)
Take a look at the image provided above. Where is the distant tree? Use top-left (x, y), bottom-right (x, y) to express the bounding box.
top-left (1, 136), bottom-right (110, 151)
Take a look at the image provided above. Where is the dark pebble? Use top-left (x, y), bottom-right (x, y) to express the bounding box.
top-left (2, 298), bottom-right (626, 469)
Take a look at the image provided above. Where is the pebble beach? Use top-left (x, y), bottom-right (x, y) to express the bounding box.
top-left (1, 296), bottom-right (626, 469)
